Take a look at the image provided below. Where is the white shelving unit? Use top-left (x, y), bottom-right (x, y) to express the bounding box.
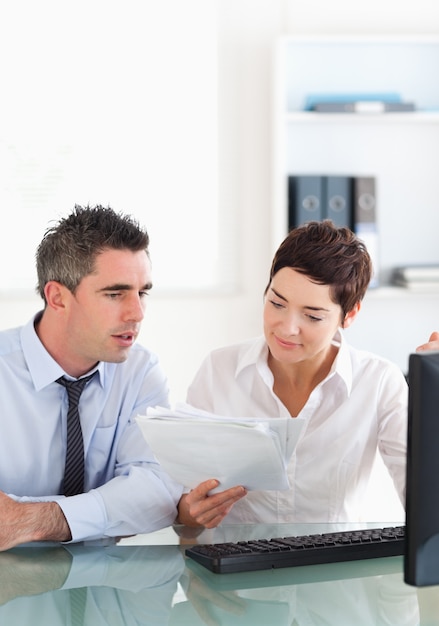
top-left (272, 35), bottom-right (439, 289)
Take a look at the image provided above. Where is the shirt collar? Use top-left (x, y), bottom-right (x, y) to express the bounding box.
top-left (235, 336), bottom-right (268, 377)
top-left (328, 328), bottom-right (353, 395)
top-left (21, 312), bottom-right (105, 391)
top-left (235, 330), bottom-right (353, 395)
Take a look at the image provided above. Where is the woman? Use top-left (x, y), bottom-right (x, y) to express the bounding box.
top-left (177, 221), bottom-right (407, 528)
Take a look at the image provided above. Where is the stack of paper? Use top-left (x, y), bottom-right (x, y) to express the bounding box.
top-left (392, 265), bottom-right (439, 291)
top-left (136, 403), bottom-right (305, 492)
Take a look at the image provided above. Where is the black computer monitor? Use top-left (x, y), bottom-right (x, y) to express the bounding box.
top-left (405, 350), bottom-right (439, 586)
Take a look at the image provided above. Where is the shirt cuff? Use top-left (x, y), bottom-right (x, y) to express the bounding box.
top-left (57, 490), bottom-right (108, 543)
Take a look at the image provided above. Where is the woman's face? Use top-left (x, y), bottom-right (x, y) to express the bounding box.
top-left (263, 267), bottom-right (357, 367)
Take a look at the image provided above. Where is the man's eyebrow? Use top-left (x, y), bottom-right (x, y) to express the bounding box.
top-left (270, 287), bottom-right (330, 312)
top-left (98, 282), bottom-right (153, 292)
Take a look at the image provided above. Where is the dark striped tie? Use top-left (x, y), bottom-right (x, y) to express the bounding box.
top-left (57, 373), bottom-right (96, 496)
top-left (69, 587), bottom-right (87, 626)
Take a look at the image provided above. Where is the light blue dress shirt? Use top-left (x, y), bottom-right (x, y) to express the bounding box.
top-left (0, 313), bottom-right (183, 542)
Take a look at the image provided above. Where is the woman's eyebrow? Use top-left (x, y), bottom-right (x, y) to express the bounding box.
top-left (270, 287), bottom-right (288, 302)
top-left (305, 305), bottom-right (331, 312)
top-left (271, 287), bottom-right (331, 312)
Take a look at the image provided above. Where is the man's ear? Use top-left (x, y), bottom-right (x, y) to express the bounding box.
top-left (44, 281), bottom-right (68, 311)
top-left (342, 302), bottom-right (361, 329)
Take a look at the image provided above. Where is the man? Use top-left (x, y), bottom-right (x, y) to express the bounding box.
top-left (0, 205), bottom-right (242, 549)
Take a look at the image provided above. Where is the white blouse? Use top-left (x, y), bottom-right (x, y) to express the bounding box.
top-left (186, 331), bottom-right (408, 523)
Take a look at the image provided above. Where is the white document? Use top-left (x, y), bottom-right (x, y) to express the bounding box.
top-left (135, 403), bottom-right (305, 492)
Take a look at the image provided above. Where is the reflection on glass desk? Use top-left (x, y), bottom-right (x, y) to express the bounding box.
top-left (1, 523), bottom-right (439, 625)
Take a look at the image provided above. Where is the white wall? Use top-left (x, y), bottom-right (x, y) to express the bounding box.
top-left (154, 0), bottom-right (439, 399)
top-left (1, 0), bottom-right (439, 520)
top-left (3, 0), bottom-right (439, 398)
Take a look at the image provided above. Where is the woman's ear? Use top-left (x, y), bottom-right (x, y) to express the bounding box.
top-left (342, 302), bottom-right (361, 329)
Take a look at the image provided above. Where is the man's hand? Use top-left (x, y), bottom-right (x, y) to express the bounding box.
top-left (416, 331), bottom-right (439, 352)
top-left (177, 479), bottom-right (247, 529)
top-left (0, 491), bottom-right (71, 551)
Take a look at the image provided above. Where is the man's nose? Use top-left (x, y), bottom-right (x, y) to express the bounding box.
top-left (124, 294), bottom-right (145, 322)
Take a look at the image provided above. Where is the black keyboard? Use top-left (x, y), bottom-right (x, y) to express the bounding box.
top-left (185, 525), bottom-right (405, 574)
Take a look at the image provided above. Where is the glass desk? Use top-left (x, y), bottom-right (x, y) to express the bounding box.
top-left (1, 523), bottom-right (438, 625)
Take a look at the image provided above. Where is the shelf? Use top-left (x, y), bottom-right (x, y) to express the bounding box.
top-left (278, 35), bottom-right (439, 113)
top-left (285, 111), bottom-right (439, 124)
top-left (366, 287), bottom-right (439, 300)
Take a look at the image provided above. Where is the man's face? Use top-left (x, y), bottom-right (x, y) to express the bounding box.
top-left (62, 248), bottom-right (152, 374)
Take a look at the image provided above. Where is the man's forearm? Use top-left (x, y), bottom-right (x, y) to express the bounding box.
top-left (0, 494), bottom-right (71, 551)
top-left (0, 547), bottom-right (72, 605)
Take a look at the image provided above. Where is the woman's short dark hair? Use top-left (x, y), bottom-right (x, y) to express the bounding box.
top-left (264, 220), bottom-right (372, 321)
top-left (36, 205), bottom-right (149, 302)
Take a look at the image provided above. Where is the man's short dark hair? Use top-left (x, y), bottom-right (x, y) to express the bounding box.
top-left (36, 205), bottom-right (149, 302)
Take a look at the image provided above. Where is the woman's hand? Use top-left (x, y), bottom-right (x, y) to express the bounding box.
top-left (416, 331), bottom-right (439, 352)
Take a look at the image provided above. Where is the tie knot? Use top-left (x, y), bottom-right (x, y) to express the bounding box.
top-left (56, 372), bottom-right (96, 393)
